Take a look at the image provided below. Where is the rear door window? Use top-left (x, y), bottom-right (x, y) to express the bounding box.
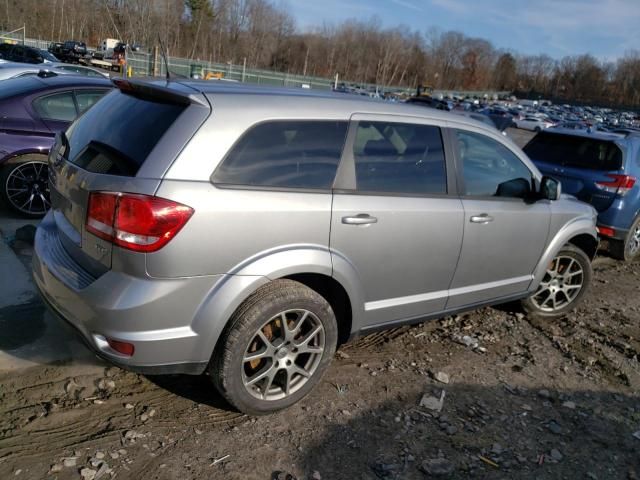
top-left (33, 92), bottom-right (77, 121)
top-left (524, 132), bottom-right (623, 171)
top-left (64, 90), bottom-right (186, 176)
top-left (213, 121), bottom-right (348, 189)
top-left (352, 121), bottom-right (447, 195)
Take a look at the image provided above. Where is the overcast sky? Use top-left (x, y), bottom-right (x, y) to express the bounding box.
top-left (288, 0), bottom-right (640, 60)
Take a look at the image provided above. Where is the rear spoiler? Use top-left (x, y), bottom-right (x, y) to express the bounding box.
top-left (111, 78), bottom-right (208, 107)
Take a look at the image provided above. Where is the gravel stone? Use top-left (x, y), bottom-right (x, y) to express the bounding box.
top-left (420, 458), bottom-right (455, 476)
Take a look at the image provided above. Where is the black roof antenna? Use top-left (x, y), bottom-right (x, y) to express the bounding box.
top-left (157, 34), bottom-right (171, 81)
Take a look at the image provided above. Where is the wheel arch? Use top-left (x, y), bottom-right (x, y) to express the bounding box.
top-left (1, 150), bottom-right (49, 165)
top-left (197, 245), bottom-right (363, 369)
top-left (532, 217), bottom-right (598, 287)
top-left (567, 233), bottom-right (599, 260)
top-left (282, 273), bottom-right (353, 345)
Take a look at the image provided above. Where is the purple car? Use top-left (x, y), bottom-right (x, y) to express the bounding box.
top-left (0, 73), bottom-right (111, 216)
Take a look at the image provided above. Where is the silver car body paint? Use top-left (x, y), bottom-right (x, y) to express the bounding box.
top-left (33, 80), bottom-right (598, 375)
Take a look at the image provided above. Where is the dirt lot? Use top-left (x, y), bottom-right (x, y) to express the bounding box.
top-left (1, 129), bottom-right (639, 480)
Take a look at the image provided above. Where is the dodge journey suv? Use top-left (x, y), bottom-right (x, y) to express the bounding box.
top-left (34, 79), bottom-right (598, 414)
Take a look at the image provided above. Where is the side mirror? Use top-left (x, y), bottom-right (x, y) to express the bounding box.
top-left (540, 176), bottom-right (561, 201)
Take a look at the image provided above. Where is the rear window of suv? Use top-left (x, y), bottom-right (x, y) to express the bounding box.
top-left (524, 132), bottom-right (623, 171)
top-left (63, 90), bottom-right (186, 176)
top-left (213, 120), bottom-right (348, 190)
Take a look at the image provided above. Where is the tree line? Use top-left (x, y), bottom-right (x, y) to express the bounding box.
top-left (3, 0), bottom-right (640, 108)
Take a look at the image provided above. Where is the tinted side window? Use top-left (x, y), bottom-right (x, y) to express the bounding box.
top-left (25, 48), bottom-right (42, 63)
top-left (213, 121), bottom-right (348, 189)
top-left (33, 92), bottom-right (77, 121)
top-left (75, 90), bottom-right (108, 113)
top-left (456, 130), bottom-right (532, 198)
top-left (12, 45), bottom-right (25, 60)
top-left (353, 121), bottom-right (446, 195)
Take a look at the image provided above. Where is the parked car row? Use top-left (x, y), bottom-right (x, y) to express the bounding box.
top-left (0, 61), bottom-right (109, 80)
top-left (0, 42), bottom-right (59, 64)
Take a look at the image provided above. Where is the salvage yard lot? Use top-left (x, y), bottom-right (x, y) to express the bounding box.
top-left (0, 129), bottom-right (638, 480)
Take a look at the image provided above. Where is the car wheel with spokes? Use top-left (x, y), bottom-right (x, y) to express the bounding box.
top-left (0, 155), bottom-right (50, 218)
top-left (610, 216), bottom-right (640, 262)
top-left (522, 244), bottom-right (592, 319)
top-left (211, 279), bottom-right (338, 415)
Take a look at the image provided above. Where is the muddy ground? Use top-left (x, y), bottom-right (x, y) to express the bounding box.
top-left (1, 129), bottom-right (639, 480)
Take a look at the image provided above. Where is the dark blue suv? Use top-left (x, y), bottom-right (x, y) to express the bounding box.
top-left (524, 128), bottom-right (640, 261)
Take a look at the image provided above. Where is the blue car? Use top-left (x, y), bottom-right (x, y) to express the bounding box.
top-left (524, 128), bottom-right (640, 261)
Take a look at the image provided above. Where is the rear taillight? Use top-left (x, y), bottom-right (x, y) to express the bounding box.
top-left (597, 226), bottom-right (616, 238)
top-left (86, 192), bottom-right (194, 252)
top-left (595, 174), bottom-right (636, 196)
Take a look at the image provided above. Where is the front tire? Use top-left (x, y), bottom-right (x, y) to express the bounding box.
top-left (0, 154), bottom-right (50, 218)
top-left (609, 217), bottom-right (640, 262)
top-left (210, 279), bottom-right (338, 415)
top-left (522, 244), bottom-right (592, 319)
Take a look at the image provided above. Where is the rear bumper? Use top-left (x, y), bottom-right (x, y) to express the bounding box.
top-left (32, 211), bottom-right (222, 375)
top-left (35, 279), bottom-right (207, 375)
top-left (594, 195), bottom-right (637, 241)
top-left (596, 222), bottom-right (628, 241)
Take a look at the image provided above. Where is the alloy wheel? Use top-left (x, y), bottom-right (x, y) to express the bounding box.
top-left (627, 224), bottom-right (640, 257)
top-left (531, 255), bottom-right (584, 312)
top-left (5, 161), bottom-right (50, 216)
top-left (242, 309), bottom-right (325, 401)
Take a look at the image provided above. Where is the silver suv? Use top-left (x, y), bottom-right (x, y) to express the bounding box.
top-left (33, 80), bottom-right (598, 414)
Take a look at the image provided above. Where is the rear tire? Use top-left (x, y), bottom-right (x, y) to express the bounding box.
top-left (609, 216), bottom-right (640, 262)
top-left (522, 244), bottom-right (592, 320)
top-left (210, 279), bottom-right (338, 415)
top-left (534, 126), bottom-right (542, 132)
top-left (0, 154), bottom-right (50, 218)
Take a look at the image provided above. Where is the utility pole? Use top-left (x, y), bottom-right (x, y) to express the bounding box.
top-left (303, 46), bottom-right (309, 77)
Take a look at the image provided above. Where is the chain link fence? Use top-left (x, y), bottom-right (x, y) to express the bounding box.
top-left (3, 32), bottom-right (508, 99)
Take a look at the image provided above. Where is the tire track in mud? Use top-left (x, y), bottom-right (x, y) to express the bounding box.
top-left (0, 370), bottom-right (245, 464)
top-left (0, 328), bottom-right (419, 465)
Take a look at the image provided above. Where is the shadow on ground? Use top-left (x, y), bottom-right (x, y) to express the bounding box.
top-left (296, 385), bottom-right (640, 480)
top-left (145, 373), bottom-right (236, 411)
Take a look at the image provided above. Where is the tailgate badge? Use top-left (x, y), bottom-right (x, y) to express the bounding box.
top-left (95, 243), bottom-right (107, 257)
